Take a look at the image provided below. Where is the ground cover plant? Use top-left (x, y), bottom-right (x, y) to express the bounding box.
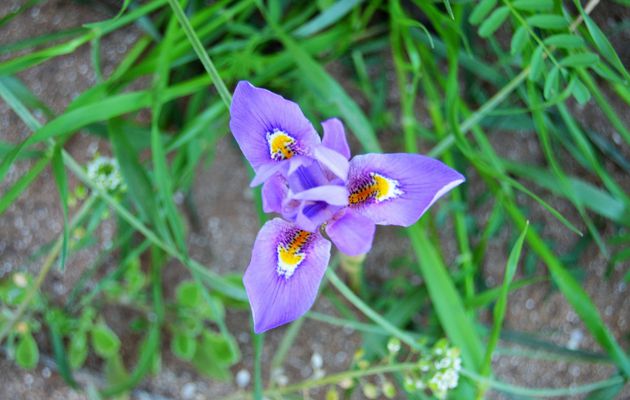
top-left (0, 0), bottom-right (629, 398)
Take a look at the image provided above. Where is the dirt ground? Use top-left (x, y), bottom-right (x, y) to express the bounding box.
top-left (1, 1), bottom-right (629, 399)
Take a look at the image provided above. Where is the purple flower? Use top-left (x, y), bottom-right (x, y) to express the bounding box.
top-left (229, 81), bottom-right (348, 186)
top-left (230, 82), bottom-right (465, 333)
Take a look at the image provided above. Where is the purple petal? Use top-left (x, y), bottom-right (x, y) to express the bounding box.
top-left (287, 163), bottom-right (329, 193)
top-left (290, 185), bottom-right (348, 206)
top-left (326, 210), bottom-right (375, 256)
top-left (347, 153), bottom-right (464, 226)
top-left (295, 202), bottom-right (342, 232)
top-left (250, 162), bottom-right (286, 187)
top-left (243, 218), bottom-right (331, 333)
top-left (322, 118), bottom-right (351, 160)
top-left (262, 175), bottom-right (288, 214)
top-left (313, 145), bottom-right (349, 180)
top-left (230, 81), bottom-right (321, 171)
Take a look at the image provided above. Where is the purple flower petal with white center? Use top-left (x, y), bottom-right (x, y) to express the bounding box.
top-left (243, 218), bottom-right (331, 333)
top-left (322, 118), bottom-right (351, 160)
top-left (347, 153), bottom-right (464, 226)
top-left (230, 81), bottom-right (321, 185)
top-left (325, 210), bottom-right (375, 256)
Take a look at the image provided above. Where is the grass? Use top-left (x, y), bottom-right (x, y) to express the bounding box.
top-left (0, 0), bottom-right (629, 398)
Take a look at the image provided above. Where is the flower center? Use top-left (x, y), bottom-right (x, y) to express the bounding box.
top-left (267, 129), bottom-right (297, 161)
top-left (277, 229), bottom-right (311, 278)
top-left (348, 172), bottom-right (403, 205)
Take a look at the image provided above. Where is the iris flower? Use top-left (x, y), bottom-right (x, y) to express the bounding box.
top-left (230, 81), bottom-right (464, 333)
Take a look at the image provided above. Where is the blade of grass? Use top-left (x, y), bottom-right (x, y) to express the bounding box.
top-left (478, 222), bottom-right (529, 396)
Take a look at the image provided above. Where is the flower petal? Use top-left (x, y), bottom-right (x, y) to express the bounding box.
top-left (230, 81), bottom-right (320, 171)
top-left (326, 210), bottom-right (375, 256)
top-left (290, 185), bottom-right (348, 206)
top-left (249, 162), bottom-right (286, 188)
top-left (243, 218), bottom-right (331, 333)
top-left (262, 175), bottom-right (288, 214)
top-left (347, 153), bottom-right (464, 226)
top-left (313, 145), bottom-right (349, 180)
top-left (321, 118), bottom-right (351, 160)
top-left (295, 202), bottom-right (342, 232)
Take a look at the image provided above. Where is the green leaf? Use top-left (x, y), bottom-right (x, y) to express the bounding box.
top-left (582, 13), bottom-right (630, 80)
top-left (275, 29), bottom-right (381, 153)
top-left (176, 281), bottom-right (202, 308)
top-left (191, 331), bottom-right (241, 379)
top-left (511, 25), bottom-right (529, 55)
top-left (69, 333), bottom-right (88, 369)
top-left (570, 76), bottom-right (591, 104)
top-left (294, 0), bottom-right (363, 37)
top-left (408, 224), bottom-right (484, 371)
top-left (544, 65), bottom-right (561, 99)
top-left (478, 6), bottom-right (509, 38)
top-left (171, 332), bottom-right (197, 361)
top-left (560, 52), bottom-right (600, 68)
top-left (16, 332), bottom-right (39, 369)
top-left (544, 34), bottom-right (585, 48)
top-left (512, 0), bottom-right (553, 11)
top-left (92, 324), bottom-right (121, 359)
top-left (529, 45), bottom-right (545, 81)
top-left (526, 15), bottom-right (569, 30)
top-left (469, 0), bottom-right (497, 25)
top-left (51, 146), bottom-right (69, 270)
top-left (480, 223), bottom-right (528, 377)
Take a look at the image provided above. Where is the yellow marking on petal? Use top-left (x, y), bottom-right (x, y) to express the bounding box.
top-left (277, 230), bottom-right (311, 278)
top-left (267, 130), bottom-right (296, 161)
top-left (348, 172), bottom-right (403, 205)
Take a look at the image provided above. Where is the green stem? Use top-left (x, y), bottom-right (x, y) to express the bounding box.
top-left (167, 0), bottom-right (232, 108)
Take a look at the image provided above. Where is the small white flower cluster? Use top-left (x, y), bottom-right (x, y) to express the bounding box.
top-left (401, 339), bottom-right (462, 399)
top-left (427, 344), bottom-right (461, 399)
top-left (86, 156), bottom-right (125, 192)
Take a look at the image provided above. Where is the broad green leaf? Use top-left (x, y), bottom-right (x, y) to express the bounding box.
top-left (478, 6), bottom-right (509, 38)
top-left (171, 332), bottom-right (197, 361)
top-left (513, 0), bottom-right (553, 11)
top-left (469, 0), bottom-right (497, 25)
top-left (560, 52), bottom-right (600, 68)
top-left (511, 25), bottom-right (529, 55)
top-left (16, 332), bottom-right (39, 370)
top-left (176, 281), bottom-right (202, 308)
top-left (570, 76), bottom-right (591, 104)
top-left (69, 333), bottom-right (88, 369)
top-left (529, 45), bottom-right (545, 81)
top-left (526, 15), bottom-right (569, 30)
top-left (191, 331), bottom-right (241, 379)
top-left (92, 324), bottom-right (121, 359)
top-left (544, 34), bottom-right (585, 49)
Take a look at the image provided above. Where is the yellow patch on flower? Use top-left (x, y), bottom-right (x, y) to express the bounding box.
top-left (267, 130), bottom-right (296, 160)
top-left (349, 172), bottom-right (402, 205)
top-left (277, 230), bottom-right (311, 278)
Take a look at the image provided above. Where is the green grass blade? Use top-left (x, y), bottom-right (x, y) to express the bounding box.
top-left (407, 223), bottom-right (485, 371)
top-left (294, 0), bottom-right (364, 37)
top-left (51, 146), bottom-right (69, 270)
top-left (479, 222), bottom-right (528, 390)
